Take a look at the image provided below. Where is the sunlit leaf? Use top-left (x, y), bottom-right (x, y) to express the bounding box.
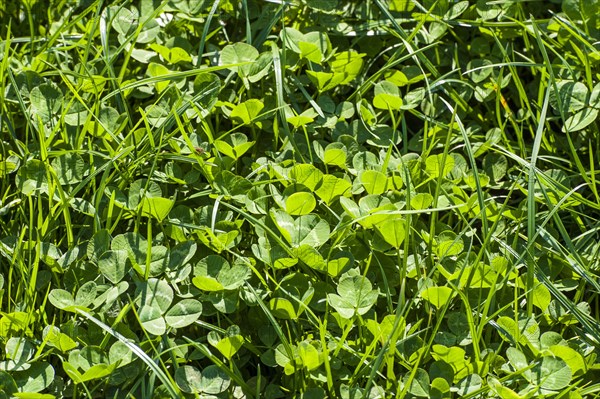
top-left (421, 286), bottom-right (453, 310)
top-left (327, 273), bottom-right (379, 318)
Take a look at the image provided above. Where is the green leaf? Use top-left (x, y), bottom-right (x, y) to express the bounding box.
top-left (426, 154), bottom-right (455, 178)
top-left (0, 312), bottom-right (30, 338)
top-left (411, 193), bottom-right (433, 210)
top-left (518, 317), bottom-right (541, 347)
top-left (112, 233), bottom-right (168, 277)
top-left (294, 244), bottom-right (327, 273)
top-left (104, 186), bottom-right (128, 210)
top-left (374, 217), bottom-right (405, 248)
top-left (43, 326), bottom-right (78, 352)
top-left (403, 87), bottom-right (426, 109)
top-left (139, 305), bottom-right (166, 335)
top-left (111, 6), bottom-right (138, 36)
top-left (456, 374), bottom-right (482, 396)
top-left (252, 237), bottom-right (297, 270)
top-left (373, 81), bottom-right (403, 110)
top-left (533, 283), bottom-right (551, 312)
top-left (563, 0), bottom-right (600, 23)
top-left (352, 151), bottom-right (379, 172)
top-left (207, 291), bottom-right (239, 313)
top-left (208, 328), bottom-right (244, 360)
top-left (306, 70), bottom-right (345, 92)
top-left (175, 365), bottom-right (230, 395)
top-left (297, 340), bottom-right (322, 371)
top-left (405, 368), bottom-right (430, 397)
top-left (488, 376), bottom-right (523, 399)
top-left (198, 365), bottom-right (231, 394)
top-left (75, 281), bottom-right (97, 308)
top-left (431, 345), bottom-right (469, 380)
top-left (89, 106), bottom-right (121, 139)
top-left (214, 171), bottom-right (254, 198)
top-left (563, 108), bottom-right (598, 132)
top-left (108, 341), bottom-right (134, 367)
top-left (359, 99), bottom-right (377, 126)
top-left (215, 334), bottom-right (244, 360)
top-left (147, 62), bottom-right (172, 92)
top-left (230, 99), bottom-right (264, 126)
top-left (81, 363), bottom-right (117, 382)
top-left (495, 316), bottom-right (519, 343)
top-left (464, 171), bottom-right (490, 190)
top-left (0, 155), bottom-right (19, 178)
top-left (337, 101), bottom-right (355, 119)
top-left (434, 232), bottom-right (464, 257)
top-left (458, 263), bottom-right (497, 289)
top-left (140, 197), bottom-right (174, 222)
top-left (467, 59), bottom-right (493, 83)
top-left (248, 52), bottom-right (272, 82)
top-left (0, 371), bottom-right (17, 395)
top-left (389, 0), bottom-right (416, 11)
top-left (281, 27), bottom-right (305, 53)
top-left (214, 133), bottom-right (255, 160)
top-left (219, 262), bottom-right (251, 290)
top-left (330, 51), bottom-right (365, 83)
top-left (192, 73), bottom-right (221, 116)
top-left (51, 154), bottom-right (86, 185)
top-left (13, 362), bottom-right (54, 393)
top-left (128, 179), bottom-right (162, 210)
top-left (445, 1), bottom-right (469, 19)
top-left (385, 70), bottom-right (410, 86)
top-left (282, 29), bottom-right (329, 64)
top-left (63, 361), bottom-right (116, 384)
top-left (327, 273), bottom-right (379, 318)
top-left (506, 347), bottom-right (529, 371)
top-left (529, 356), bottom-right (572, 391)
top-left (5, 337), bottom-right (34, 367)
top-left (323, 143), bottom-right (347, 168)
top-left (549, 345), bottom-right (586, 376)
top-left (315, 174), bottom-right (351, 205)
top-left (430, 377), bottom-right (451, 399)
top-left (550, 81), bottom-right (588, 112)
top-left (483, 153), bottom-right (508, 183)
top-left (48, 290), bottom-right (77, 311)
top-left (196, 227), bottom-right (239, 254)
top-left (360, 170), bottom-right (388, 195)
top-left (168, 241), bottom-right (197, 269)
top-left (16, 159), bottom-right (48, 196)
top-left (299, 42), bottom-right (322, 64)
top-left (12, 393), bottom-right (56, 399)
top-left (272, 211), bottom-right (330, 247)
top-left (358, 195), bottom-right (398, 228)
top-left (193, 255), bottom-right (250, 291)
top-left (289, 164), bottom-right (324, 191)
top-left (98, 250), bottom-right (129, 284)
top-left (38, 242), bottom-right (62, 270)
top-left (327, 252), bottom-right (353, 278)
top-left (150, 43), bottom-right (192, 64)
top-left (164, 299), bottom-right (202, 329)
top-left (69, 197), bottom-right (96, 216)
top-left (30, 83), bottom-right (62, 122)
top-left (175, 365), bottom-right (203, 394)
top-left (287, 109), bottom-right (316, 128)
top-left (269, 297), bottom-right (298, 320)
top-left (220, 42), bottom-right (259, 77)
top-left (305, 0), bottom-right (338, 12)
top-left (421, 286), bottom-right (453, 310)
top-left (285, 192), bottom-right (316, 215)
top-left (138, 278), bottom-right (173, 312)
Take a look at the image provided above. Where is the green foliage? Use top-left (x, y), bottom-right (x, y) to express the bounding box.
top-left (2, 0), bottom-right (600, 397)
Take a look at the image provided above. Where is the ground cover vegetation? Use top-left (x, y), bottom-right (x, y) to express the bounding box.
top-left (0, 0), bottom-right (600, 397)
